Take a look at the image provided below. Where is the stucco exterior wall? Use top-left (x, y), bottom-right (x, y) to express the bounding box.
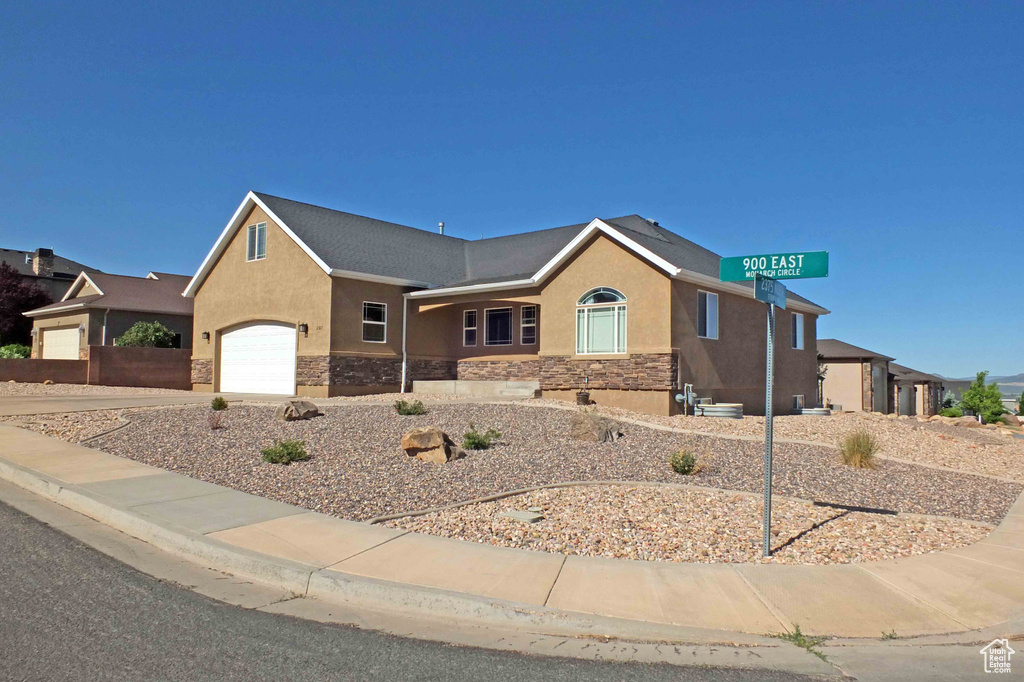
top-left (671, 280), bottom-right (818, 415)
top-left (31, 311), bottom-right (94, 359)
top-left (821, 361), bottom-right (864, 412)
top-left (191, 204), bottom-right (332, 390)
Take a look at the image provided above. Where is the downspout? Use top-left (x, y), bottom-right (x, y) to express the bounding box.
top-left (102, 308), bottom-right (110, 345)
top-left (400, 294), bottom-right (409, 393)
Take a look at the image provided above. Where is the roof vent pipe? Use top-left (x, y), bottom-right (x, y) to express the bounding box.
top-left (438, 222), bottom-right (445, 235)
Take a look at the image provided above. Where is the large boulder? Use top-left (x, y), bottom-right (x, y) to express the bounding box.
top-left (275, 400), bottom-right (321, 422)
top-left (401, 426), bottom-right (464, 464)
top-left (956, 416), bottom-right (983, 428)
top-left (1001, 413), bottom-right (1021, 427)
top-left (570, 410), bottom-right (623, 443)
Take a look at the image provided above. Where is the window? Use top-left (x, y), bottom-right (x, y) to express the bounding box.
top-left (793, 395), bottom-right (805, 411)
top-left (697, 291), bottom-right (718, 339)
top-left (170, 333), bottom-right (182, 349)
top-left (246, 223), bottom-right (267, 261)
top-left (463, 310), bottom-right (477, 346)
top-left (791, 312), bottom-right (804, 350)
top-left (520, 305), bottom-right (537, 345)
top-left (576, 287), bottom-right (626, 354)
top-left (362, 302), bottom-right (387, 343)
top-left (484, 308), bottom-right (513, 346)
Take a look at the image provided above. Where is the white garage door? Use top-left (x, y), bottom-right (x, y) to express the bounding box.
top-left (41, 328), bottom-right (80, 360)
top-left (219, 323), bottom-right (297, 395)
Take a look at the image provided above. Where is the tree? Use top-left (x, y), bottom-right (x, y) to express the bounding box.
top-left (1019, 390), bottom-right (1024, 416)
top-left (0, 262), bottom-right (52, 345)
top-left (961, 371), bottom-right (1007, 423)
top-left (115, 321), bottom-right (177, 348)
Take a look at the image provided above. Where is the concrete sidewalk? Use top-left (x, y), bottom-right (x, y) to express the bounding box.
top-left (2, 422), bottom-right (1023, 641)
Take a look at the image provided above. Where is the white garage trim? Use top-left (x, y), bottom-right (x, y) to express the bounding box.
top-left (219, 322), bottom-right (297, 395)
top-left (41, 327), bottom-right (81, 360)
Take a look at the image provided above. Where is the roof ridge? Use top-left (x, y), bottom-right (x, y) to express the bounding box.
top-left (253, 191), bottom-right (468, 243)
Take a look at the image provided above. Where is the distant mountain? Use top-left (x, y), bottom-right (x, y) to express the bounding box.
top-left (951, 373), bottom-right (1024, 398)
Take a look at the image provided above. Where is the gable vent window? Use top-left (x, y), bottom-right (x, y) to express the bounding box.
top-left (576, 287), bottom-right (626, 355)
top-left (521, 305), bottom-right (537, 345)
top-left (791, 312), bottom-right (805, 350)
top-left (485, 308), bottom-right (513, 346)
top-left (463, 310), bottom-right (477, 347)
top-left (246, 223), bottom-right (267, 261)
top-left (362, 302), bottom-right (387, 343)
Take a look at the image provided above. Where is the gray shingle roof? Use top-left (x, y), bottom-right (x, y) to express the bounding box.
top-left (889, 363), bottom-right (943, 383)
top-left (0, 248), bottom-right (100, 280)
top-left (252, 192), bottom-right (825, 310)
top-left (818, 339), bottom-right (895, 362)
top-left (26, 272), bottom-right (193, 316)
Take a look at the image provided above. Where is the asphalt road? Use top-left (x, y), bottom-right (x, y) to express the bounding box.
top-left (0, 500), bottom-right (822, 682)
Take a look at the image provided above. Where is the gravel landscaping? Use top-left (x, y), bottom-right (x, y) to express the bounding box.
top-left (0, 382), bottom-right (190, 396)
top-left (551, 402), bottom-right (1024, 482)
top-left (0, 411), bottom-right (127, 442)
top-left (385, 484), bottom-right (992, 565)
top-left (84, 403), bottom-right (1023, 524)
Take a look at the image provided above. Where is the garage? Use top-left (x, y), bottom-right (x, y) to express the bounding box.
top-left (41, 327), bottom-right (81, 360)
top-left (219, 323), bottom-right (297, 395)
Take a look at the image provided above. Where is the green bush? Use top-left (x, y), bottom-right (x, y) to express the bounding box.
top-left (211, 396), bottom-right (228, 411)
top-left (394, 399), bottom-right (426, 415)
top-left (961, 371), bottom-right (1007, 424)
top-left (261, 439), bottom-right (309, 464)
top-left (668, 449), bottom-right (698, 475)
top-left (0, 343), bottom-right (30, 359)
top-left (939, 406), bottom-right (963, 418)
top-left (115, 321), bottom-right (177, 348)
top-left (838, 429), bottom-right (878, 469)
top-left (462, 423), bottom-right (501, 450)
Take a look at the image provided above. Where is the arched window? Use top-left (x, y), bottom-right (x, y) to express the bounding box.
top-left (576, 287), bottom-right (626, 354)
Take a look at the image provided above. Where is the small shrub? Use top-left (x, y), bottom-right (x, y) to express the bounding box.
top-left (0, 343), bottom-right (30, 359)
top-left (463, 423), bottom-right (501, 450)
top-left (668, 449), bottom-right (698, 475)
top-left (211, 396), bottom-right (229, 411)
top-left (394, 399), bottom-right (426, 415)
top-left (939, 407), bottom-right (962, 418)
top-left (208, 411), bottom-right (225, 430)
top-left (261, 439), bottom-right (309, 464)
top-left (838, 429), bottom-right (878, 469)
top-left (114, 320), bottom-right (177, 347)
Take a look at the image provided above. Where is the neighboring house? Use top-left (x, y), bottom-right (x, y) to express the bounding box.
top-left (819, 339), bottom-right (893, 413)
top-left (183, 191), bottom-right (828, 415)
top-left (24, 272), bottom-right (194, 359)
top-left (0, 247), bottom-right (101, 301)
top-left (888, 363), bottom-right (943, 417)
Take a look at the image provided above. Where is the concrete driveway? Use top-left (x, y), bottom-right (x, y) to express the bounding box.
top-left (0, 392), bottom-right (288, 416)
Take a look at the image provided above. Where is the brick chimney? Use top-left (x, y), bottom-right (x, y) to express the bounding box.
top-left (32, 248), bottom-right (54, 277)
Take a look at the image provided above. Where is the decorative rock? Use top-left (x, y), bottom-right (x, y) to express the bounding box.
top-left (500, 510), bottom-right (544, 524)
top-left (275, 400), bottom-right (321, 422)
top-left (401, 426), bottom-right (464, 464)
top-left (570, 410), bottom-right (623, 443)
top-left (1002, 414), bottom-right (1021, 427)
top-left (42, 379), bottom-right (53, 385)
top-left (956, 416), bottom-right (983, 428)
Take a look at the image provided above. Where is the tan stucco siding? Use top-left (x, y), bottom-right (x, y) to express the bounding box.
top-left (191, 205), bottom-right (332, 387)
top-left (407, 291), bottom-right (543, 361)
top-left (670, 280), bottom-right (818, 413)
top-left (75, 282), bottom-right (101, 298)
top-left (822, 361), bottom-right (864, 412)
top-left (538, 234), bottom-right (672, 356)
top-left (31, 311), bottom-right (93, 358)
top-left (330, 278), bottom-right (407, 357)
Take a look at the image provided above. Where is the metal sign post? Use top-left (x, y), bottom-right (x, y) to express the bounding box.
top-left (763, 301), bottom-right (776, 557)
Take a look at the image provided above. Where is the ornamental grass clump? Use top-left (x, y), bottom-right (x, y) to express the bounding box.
top-left (838, 429), bottom-right (878, 469)
top-left (394, 399), bottom-right (427, 415)
top-left (668, 449), bottom-right (698, 475)
top-left (261, 439), bottom-right (309, 464)
top-left (463, 423), bottom-right (501, 450)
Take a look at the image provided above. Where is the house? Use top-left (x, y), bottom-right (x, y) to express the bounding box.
top-left (24, 271), bottom-right (194, 359)
top-left (183, 192), bottom-right (828, 415)
top-left (888, 363), bottom-right (943, 417)
top-left (819, 339), bottom-right (893, 412)
top-left (0, 246), bottom-right (101, 301)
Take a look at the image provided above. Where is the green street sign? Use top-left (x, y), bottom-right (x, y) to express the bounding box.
top-left (754, 274), bottom-right (786, 309)
top-left (720, 251), bottom-right (829, 282)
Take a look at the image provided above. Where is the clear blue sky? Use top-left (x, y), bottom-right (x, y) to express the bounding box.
top-left (2, 2), bottom-right (1021, 377)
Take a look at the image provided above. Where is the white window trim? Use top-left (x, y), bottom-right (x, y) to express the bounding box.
top-left (697, 290), bottom-right (719, 340)
top-left (246, 222), bottom-right (267, 262)
top-left (463, 309), bottom-right (478, 347)
top-left (575, 302), bottom-right (627, 355)
top-left (520, 305), bottom-right (537, 345)
top-left (362, 301), bottom-right (387, 343)
top-left (484, 307), bottom-right (513, 346)
top-left (791, 312), bottom-right (805, 350)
